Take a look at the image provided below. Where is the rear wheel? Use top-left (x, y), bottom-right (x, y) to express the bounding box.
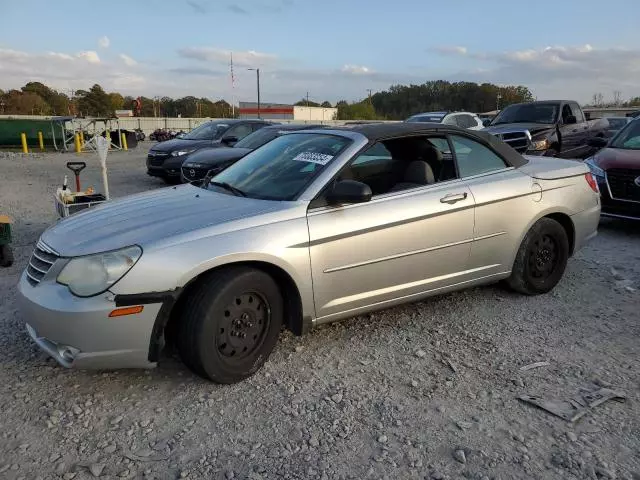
top-left (177, 267), bottom-right (283, 383)
top-left (507, 217), bottom-right (569, 295)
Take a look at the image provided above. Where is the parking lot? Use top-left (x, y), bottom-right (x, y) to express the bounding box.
top-left (0, 146), bottom-right (639, 480)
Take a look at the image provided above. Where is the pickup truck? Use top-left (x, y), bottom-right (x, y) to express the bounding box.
top-left (484, 100), bottom-right (608, 159)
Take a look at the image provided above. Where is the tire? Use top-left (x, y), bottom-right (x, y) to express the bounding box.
top-left (177, 267), bottom-right (283, 383)
top-left (0, 245), bottom-right (13, 267)
top-left (507, 217), bottom-right (569, 295)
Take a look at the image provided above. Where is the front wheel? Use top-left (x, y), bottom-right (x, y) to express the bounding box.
top-left (507, 217), bottom-right (569, 295)
top-left (177, 267), bottom-right (283, 383)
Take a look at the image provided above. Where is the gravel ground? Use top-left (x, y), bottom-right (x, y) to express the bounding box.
top-left (0, 146), bottom-right (639, 480)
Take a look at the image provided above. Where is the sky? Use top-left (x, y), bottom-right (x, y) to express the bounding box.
top-left (1, 0), bottom-right (640, 105)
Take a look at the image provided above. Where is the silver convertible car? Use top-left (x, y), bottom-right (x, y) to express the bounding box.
top-left (18, 123), bottom-right (600, 383)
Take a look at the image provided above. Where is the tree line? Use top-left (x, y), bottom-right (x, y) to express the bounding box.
top-left (2, 79), bottom-right (597, 121)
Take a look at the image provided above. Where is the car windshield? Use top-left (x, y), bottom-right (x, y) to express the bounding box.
top-left (491, 103), bottom-right (559, 125)
top-left (407, 115), bottom-right (444, 123)
top-left (183, 121), bottom-right (230, 140)
top-left (206, 133), bottom-right (352, 200)
top-left (610, 119), bottom-right (640, 150)
top-left (234, 128), bottom-right (279, 149)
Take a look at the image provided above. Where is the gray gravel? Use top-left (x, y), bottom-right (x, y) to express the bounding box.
top-left (1, 145), bottom-right (639, 479)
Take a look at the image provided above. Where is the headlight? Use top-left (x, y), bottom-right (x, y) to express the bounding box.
top-left (584, 157), bottom-right (605, 177)
top-left (530, 139), bottom-right (550, 151)
top-left (171, 149), bottom-right (195, 157)
top-left (57, 246), bottom-right (142, 297)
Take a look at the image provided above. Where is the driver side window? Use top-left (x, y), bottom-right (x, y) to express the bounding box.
top-left (336, 135), bottom-right (457, 197)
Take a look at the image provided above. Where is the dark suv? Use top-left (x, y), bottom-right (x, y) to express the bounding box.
top-left (181, 124), bottom-right (326, 183)
top-left (146, 119), bottom-right (273, 183)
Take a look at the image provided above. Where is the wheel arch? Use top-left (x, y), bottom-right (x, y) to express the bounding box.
top-left (510, 208), bottom-right (577, 271)
top-left (154, 260), bottom-right (309, 362)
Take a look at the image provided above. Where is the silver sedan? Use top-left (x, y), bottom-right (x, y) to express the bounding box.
top-left (18, 123), bottom-right (601, 383)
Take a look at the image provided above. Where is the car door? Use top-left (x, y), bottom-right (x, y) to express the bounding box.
top-left (449, 134), bottom-right (535, 277)
top-left (569, 102), bottom-right (590, 156)
top-left (306, 135), bottom-right (476, 322)
top-left (558, 103), bottom-right (584, 158)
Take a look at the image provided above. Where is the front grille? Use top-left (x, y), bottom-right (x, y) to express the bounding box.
top-left (147, 152), bottom-right (169, 166)
top-left (496, 132), bottom-right (530, 153)
top-left (26, 241), bottom-right (59, 286)
top-left (606, 168), bottom-right (640, 202)
top-left (181, 167), bottom-right (208, 181)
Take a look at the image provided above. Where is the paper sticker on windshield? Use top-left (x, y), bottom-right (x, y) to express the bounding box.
top-left (293, 152), bottom-right (333, 165)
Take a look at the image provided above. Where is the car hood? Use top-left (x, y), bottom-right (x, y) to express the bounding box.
top-left (183, 147), bottom-right (252, 167)
top-left (41, 185), bottom-right (288, 257)
top-left (484, 123), bottom-right (555, 136)
top-left (150, 138), bottom-right (220, 152)
top-left (592, 147), bottom-right (640, 170)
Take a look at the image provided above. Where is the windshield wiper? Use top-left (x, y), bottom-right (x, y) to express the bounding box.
top-left (209, 181), bottom-right (246, 197)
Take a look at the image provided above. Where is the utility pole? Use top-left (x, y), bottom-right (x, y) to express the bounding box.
top-left (248, 68), bottom-right (261, 118)
top-left (230, 53), bottom-right (235, 117)
top-left (496, 93), bottom-right (502, 111)
top-left (367, 89), bottom-right (372, 104)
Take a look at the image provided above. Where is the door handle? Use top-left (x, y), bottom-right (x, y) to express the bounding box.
top-left (440, 192), bottom-right (468, 204)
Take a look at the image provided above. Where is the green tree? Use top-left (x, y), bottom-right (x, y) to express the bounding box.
top-left (21, 82), bottom-right (70, 115)
top-left (321, 101), bottom-right (332, 108)
top-left (76, 84), bottom-right (113, 117)
top-left (336, 100), bottom-right (379, 120)
top-left (294, 98), bottom-right (320, 107)
top-left (3, 89), bottom-right (51, 115)
top-left (108, 92), bottom-right (125, 112)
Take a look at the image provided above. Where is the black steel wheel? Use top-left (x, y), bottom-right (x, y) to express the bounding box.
top-left (216, 292), bottom-right (270, 360)
top-left (507, 217), bottom-right (569, 295)
top-left (178, 267), bottom-right (283, 383)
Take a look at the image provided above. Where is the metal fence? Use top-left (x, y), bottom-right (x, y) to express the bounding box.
top-left (0, 115), bottom-right (398, 138)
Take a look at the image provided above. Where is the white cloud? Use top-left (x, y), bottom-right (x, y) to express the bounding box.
top-left (178, 47), bottom-right (277, 66)
top-left (77, 51), bottom-right (100, 64)
top-left (341, 64), bottom-right (372, 75)
top-left (431, 45), bottom-right (468, 56)
top-left (98, 36), bottom-right (110, 48)
top-left (439, 44), bottom-right (640, 102)
top-left (119, 53), bottom-right (137, 66)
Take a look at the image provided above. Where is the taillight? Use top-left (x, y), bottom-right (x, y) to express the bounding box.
top-left (585, 172), bottom-right (599, 193)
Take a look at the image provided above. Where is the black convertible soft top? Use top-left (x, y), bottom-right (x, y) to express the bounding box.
top-left (331, 122), bottom-right (528, 168)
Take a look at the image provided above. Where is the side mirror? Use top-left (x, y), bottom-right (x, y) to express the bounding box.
top-left (588, 137), bottom-right (608, 148)
top-left (221, 136), bottom-right (238, 146)
top-left (565, 115), bottom-right (577, 125)
top-left (326, 180), bottom-right (372, 205)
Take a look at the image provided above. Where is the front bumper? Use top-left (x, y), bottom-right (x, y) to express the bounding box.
top-left (596, 176), bottom-right (640, 221)
top-left (146, 153), bottom-right (184, 178)
top-left (18, 272), bottom-right (162, 370)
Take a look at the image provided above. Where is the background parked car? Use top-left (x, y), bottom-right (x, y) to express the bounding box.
top-left (405, 111), bottom-right (484, 130)
top-left (146, 119), bottom-right (273, 183)
top-left (181, 124), bottom-right (326, 183)
top-left (585, 118), bottom-right (640, 221)
top-left (483, 100), bottom-right (608, 158)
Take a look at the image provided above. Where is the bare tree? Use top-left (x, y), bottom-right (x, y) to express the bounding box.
top-left (613, 90), bottom-right (622, 106)
top-left (591, 92), bottom-right (604, 107)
